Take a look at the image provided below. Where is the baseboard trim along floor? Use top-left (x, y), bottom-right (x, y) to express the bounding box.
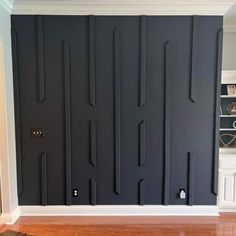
top-left (18, 205), bottom-right (219, 217)
top-left (0, 206), bottom-right (220, 224)
top-left (0, 208), bottom-right (20, 225)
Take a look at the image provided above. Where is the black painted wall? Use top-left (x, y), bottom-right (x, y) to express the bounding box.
top-left (11, 15), bottom-right (223, 206)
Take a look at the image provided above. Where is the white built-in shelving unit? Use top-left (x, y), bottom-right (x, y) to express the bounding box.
top-left (219, 70), bottom-right (236, 212)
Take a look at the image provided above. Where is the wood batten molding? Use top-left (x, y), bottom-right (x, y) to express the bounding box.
top-left (37, 16), bottom-right (45, 103)
top-left (90, 120), bottom-right (97, 166)
top-left (213, 29), bottom-right (223, 195)
top-left (90, 179), bottom-right (97, 206)
top-left (139, 120), bottom-right (146, 166)
top-left (140, 16), bottom-right (146, 107)
top-left (89, 16), bottom-right (96, 107)
top-left (114, 28), bottom-right (121, 195)
top-left (139, 179), bottom-right (145, 205)
top-left (11, 30), bottom-right (23, 196)
top-left (40, 152), bottom-right (47, 206)
top-left (188, 152), bottom-right (195, 206)
top-left (64, 40), bottom-right (72, 205)
top-left (164, 41), bottom-right (171, 205)
top-left (190, 16), bottom-right (198, 103)
top-left (11, 1), bottom-right (234, 15)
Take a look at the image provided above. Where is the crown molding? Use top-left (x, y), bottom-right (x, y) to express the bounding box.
top-left (0, 0), bottom-right (13, 13)
top-left (12, 1), bottom-right (234, 16)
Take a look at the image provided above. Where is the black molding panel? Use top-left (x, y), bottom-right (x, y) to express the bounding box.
top-left (36, 16), bottom-right (45, 103)
top-left (64, 40), bottom-right (72, 206)
top-left (213, 29), bottom-right (223, 195)
top-left (11, 29), bottom-right (23, 195)
top-left (164, 41), bottom-right (171, 205)
top-left (40, 152), bottom-right (47, 206)
top-left (11, 15), bottom-right (223, 205)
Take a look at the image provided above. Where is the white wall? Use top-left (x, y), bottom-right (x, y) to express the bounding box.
top-left (0, 3), bottom-right (18, 218)
top-left (223, 32), bottom-right (236, 70)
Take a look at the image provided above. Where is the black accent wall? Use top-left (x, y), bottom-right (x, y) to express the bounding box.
top-left (11, 15), bottom-right (223, 206)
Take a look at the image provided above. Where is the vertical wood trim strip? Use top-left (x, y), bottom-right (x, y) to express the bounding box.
top-left (213, 29), bottom-right (223, 195)
top-left (114, 29), bottom-right (121, 195)
top-left (90, 120), bottom-right (97, 166)
top-left (140, 16), bottom-right (146, 106)
top-left (37, 16), bottom-right (45, 103)
top-left (11, 30), bottom-right (23, 195)
top-left (40, 152), bottom-right (47, 206)
top-left (190, 16), bottom-right (198, 103)
top-left (188, 152), bottom-right (195, 206)
top-left (139, 179), bottom-right (145, 205)
top-left (164, 41), bottom-right (171, 205)
top-left (90, 179), bottom-right (97, 205)
top-left (64, 41), bottom-right (72, 205)
top-left (139, 120), bottom-right (146, 166)
top-left (89, 16), bottom-right (96, 106)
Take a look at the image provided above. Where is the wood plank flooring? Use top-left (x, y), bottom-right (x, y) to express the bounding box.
top-left (1, 213), bottom-right (236, 236)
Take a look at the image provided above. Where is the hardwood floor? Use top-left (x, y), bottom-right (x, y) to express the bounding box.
top-left (1, 214), bottom-right (236, 236)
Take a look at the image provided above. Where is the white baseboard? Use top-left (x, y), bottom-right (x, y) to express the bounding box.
top-left (219, 207), bottom-right (236, 212)
top-left (19, 205), bottom-right (219, 216)
top-left (0, 207), bottom-right (20, 224)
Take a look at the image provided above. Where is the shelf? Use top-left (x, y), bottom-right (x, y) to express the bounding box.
top-left (220, 129), bottom-right (236, 131)
top-left (220, 148), bottom-right (236, 154)
top-left (221, 95), bottom-right (236, 98)
top-left (220, 115), bottom-right (236, 117)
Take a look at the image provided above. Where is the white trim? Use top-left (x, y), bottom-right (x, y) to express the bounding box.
top-left (224, 25), bottom-right (236, 33)
top-left (220, 147), bottom-right (236, 154)
top-left (219, 207), bottom-right (236, 212)
top-left (0, 0), bottom-right (13, 13)
top-left (0, 9), bottom-right (19, 224)
top-left (12, 1), bottom-right (234, 16)
top-left (221, 70), bottom-right (236, 84)
top-left (19, 205), bottom-right (219, 216)
top-left (0, 207), bottom-right (20, 224)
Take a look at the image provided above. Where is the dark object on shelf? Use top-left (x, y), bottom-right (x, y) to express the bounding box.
top-left (220, 133), bottom-right (236, 147)
top-left (227, 102), bottom-right (236, 115)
